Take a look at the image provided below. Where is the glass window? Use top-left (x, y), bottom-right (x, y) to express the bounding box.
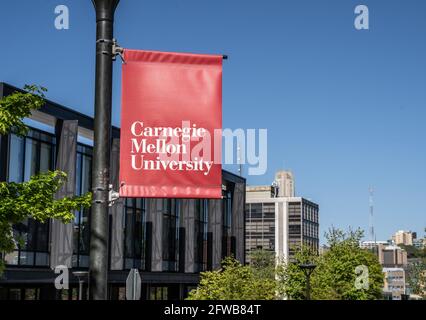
top-left (8, 289), bottom-right (22, 300)
top-left (6, 130), bottom-right (55, 267)
top-left (39, 142), bottom-right (52, 173)
top-left (8, 134), bottom-right (24, 182)
top-left (72, 144), bottom-right (92, 268)
top-left (124, 198), bottom-right (146, 270)
top-left (148, 286), bottom-right (168, 300)
top-left (194, 200), bottom-right (208, 272)
top-left (162, 200), bottom-right (180, 271)
top-left (24, 138), bottom-right (38, 181)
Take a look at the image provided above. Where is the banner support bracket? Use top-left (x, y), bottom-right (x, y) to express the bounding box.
top-left (108, 184), bottom-right (120, 207)
top-left (112, 39), bottom-right (126, 63)
top-left (97, 38), bottom-right (126, 63)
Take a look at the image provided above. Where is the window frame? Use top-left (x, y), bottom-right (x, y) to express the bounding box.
top-left (5, 128), bottom-right (56, 268)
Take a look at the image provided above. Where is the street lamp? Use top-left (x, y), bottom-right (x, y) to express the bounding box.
top-left (299, 263), bottom-right (316, 300)
top-left (72, 271), bottom-right (89, 300)
top-left (90, 0), bottom-right (120, 300)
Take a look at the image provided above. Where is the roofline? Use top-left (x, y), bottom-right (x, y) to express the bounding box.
top-left (246, 196), bottom-right (319, 206)
top-left (222, 169), bottom-right (246, 183)
top-left (0, 82), bottom-right (121, 139)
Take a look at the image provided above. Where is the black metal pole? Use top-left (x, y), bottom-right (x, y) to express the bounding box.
top-left (305, 274), bottom-right (311, 300)
top-left (78, 279), bottom-right (84, 300)
top-left (90, 0), bottom-right (120, 300)
top-left (299, 263), bottom-right (316, 301)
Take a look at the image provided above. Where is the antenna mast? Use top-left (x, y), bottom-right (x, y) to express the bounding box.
top-left (369, 186), bottom-right (375, 242)
top-left (237, 144), bottom-right (243, 176)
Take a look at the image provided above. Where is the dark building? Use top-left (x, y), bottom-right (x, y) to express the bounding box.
top-left (0, 82), bottom-right (246, 300)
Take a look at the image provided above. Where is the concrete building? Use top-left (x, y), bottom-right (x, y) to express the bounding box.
top-left (383, 268), bottom-right (406, 300)
top-left (360, 240), bottom-right (409, 299)
top-left (360, 240), bottom-right (390, 251)
top-left (380, 245), bottom-right (408, 268)
top-left (361, 241), bottom-right (408, 268)
top-left (274, 170), bottom-right (295, 198)
top-left (245, 176), bottom-right (319, 263)
top-left (393, 230), bottom-right (414, 246)
top-left (0, 83), bottom-right (246, 300)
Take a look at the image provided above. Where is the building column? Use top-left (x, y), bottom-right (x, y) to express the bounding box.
top-left (50, 120), bottom-right (78, 269)
top-left (182, 199), bottom-right (195, 273)
top-left (231, 182), bottom-right (245, 264)
top-left (208, 199), bottom-right (222, 269)
top-left (148, 199), bottom-right (163, 272)
top-left (275, 201), bottom-right (288, 262)
top-left (109, 138), bottom-right (125, 270)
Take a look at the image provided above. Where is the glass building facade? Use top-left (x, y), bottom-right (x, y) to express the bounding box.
top-left (161, 199), bottom-right (180, 272)
top-left (124, 198), bottom-right (147, 270)
top-left (245, 203), bottom-right (276, 259)
top-left (194, 199), bottom-right (208, 272)
top-left (0, 81), bottom-right (246, 300)
top-left (245, 197), bottom-right (319, 263)
top-left (72, 144), bottom-right (92, 268)
top-left (4, 130), bottom-right (55, 267)
top-left (288, 199), bottom-right (319, 259)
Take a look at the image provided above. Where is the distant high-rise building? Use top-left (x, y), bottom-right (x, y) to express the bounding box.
top-left (245, 171), bottom-right (319, 263)
top-left (275, 170), bottom-right (295, 198)
top-left (360, 241), bottom-right (408, 268)
top-left (393, 230), bottom-right (414, 246)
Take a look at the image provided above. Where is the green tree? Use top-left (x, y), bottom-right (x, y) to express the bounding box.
top-left (312, 228), bottom-right (383, 300)
top-left (187, 256), bottom-right (277, 300)
top-left (0, 85), bottom-right (46, 136)
top-left (249, 249), bottom-right (276, 280)
top-left (279, 228), bottom-right (384, 300)
top-left (0, 86), bottom-right (91, 273)
top-left (278, 246), bottom-right (318, 300)
top-left (406, 259), bottom-right (426, 296)
top-left (399, 244), bottom-right (426, 259)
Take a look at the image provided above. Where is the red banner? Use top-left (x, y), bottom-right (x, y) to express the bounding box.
top-left (119, 50), bottom-right (222, 199)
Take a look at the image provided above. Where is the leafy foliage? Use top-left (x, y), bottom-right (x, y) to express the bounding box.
top-left (406, 259), bottom-right (426, 296)
top-left (0, 86), bottom-right (92, 273)
top-left (188, 228), bottom-right (385, 300)
top-left (280, 228), bottom-right (384, 300)
top-left (249, 249), bottom-right (276, 280)
top-left (399, 244), bottom-right (426, 259)
top-left (0, 85), bottom-right (47, 136)
top-left (0, 171), bottom-right (92, 224)
top-left (187, 256), bottom-right (278, 300)
top-left (278, 245), bottom-right (319, 300)
top-left (0, 171), bottom-right (92, 271)
top-left (312, 228), bottom-right (383, 300)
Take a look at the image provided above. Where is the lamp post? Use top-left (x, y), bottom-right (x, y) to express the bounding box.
top-left (299, 263), bottom-right (316, 300)
top-left (90, 0), bottom-right (120, 300)
top-left (73, 271), bottom-right (89, 300)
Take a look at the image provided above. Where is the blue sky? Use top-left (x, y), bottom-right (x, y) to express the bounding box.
top-left (1, 0), bottom-right (425, 242)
